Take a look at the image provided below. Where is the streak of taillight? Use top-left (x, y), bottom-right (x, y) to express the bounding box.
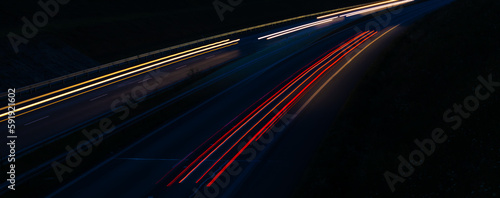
top-left (166, 39), bottom-right (350, 185)
top-left (207, 31), bottom-right (377, 187)
top-left (256, 31), bottom-right (378, 141)
top-left (251, 32), bottom-right (376, 140)
top-left (193, 32), bottom-right (371, 183)
top-left (196, 32), bottom-right (373, 184)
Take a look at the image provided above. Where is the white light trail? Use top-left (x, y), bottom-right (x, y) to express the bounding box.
top-left (258, 17), bottom-right (337, 40)
top-left (341, 0), bottom-right (414, 17)
top-left (317, 0), bottom-right (400, 19)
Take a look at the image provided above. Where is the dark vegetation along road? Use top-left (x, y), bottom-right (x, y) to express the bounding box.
top-left (296, 0), bottom-right (500, 197)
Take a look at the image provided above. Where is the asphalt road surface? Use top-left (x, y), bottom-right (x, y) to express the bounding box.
top-left (0, 0), bottom-right (454, 197)
top-left (38, 0), bottom-right (453, 197)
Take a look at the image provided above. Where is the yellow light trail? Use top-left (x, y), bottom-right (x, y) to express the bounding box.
top-left (0, 39), bottom-right (240, 120)
top-left (0, 42), bottom-right (238, 123)
top-left (0, 39), bottom-right (232, 113)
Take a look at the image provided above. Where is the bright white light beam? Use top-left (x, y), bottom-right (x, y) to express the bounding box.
top-left (317, 0), bottom-right (400, 19)
top-left (258, 17), bottom-right (337, 40)
top-left (341, 0), bottom-right (414, 17)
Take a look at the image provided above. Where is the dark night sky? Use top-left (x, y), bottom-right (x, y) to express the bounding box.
top-left (0, 0), bottom-right (375, 61)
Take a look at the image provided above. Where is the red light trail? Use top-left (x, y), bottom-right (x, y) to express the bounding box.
top-left (155, 30), bottom-right (378, 189)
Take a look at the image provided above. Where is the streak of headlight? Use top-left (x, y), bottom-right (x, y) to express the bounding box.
top-left (0, 39), bottom-right (240, 119)
top-left (317, 0), bottom-right (400, 19)
top-left (258, 0), bottom-right (412, 40)
top-left (0, 39), bottom-right (232, 113)
top-left (341, 0), bottom-right (414, 17)
top-left (258, 18), bottom-right (336, 40)
top-left (0, 43), bottom-right (239, 123)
